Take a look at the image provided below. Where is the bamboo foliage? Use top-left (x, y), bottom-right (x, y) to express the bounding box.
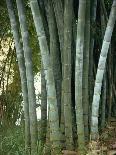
top-left (5, 0), bottom-right (30, 152)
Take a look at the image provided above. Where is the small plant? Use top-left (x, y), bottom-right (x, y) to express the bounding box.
top-left (0, 126), bottom-right (25, 155)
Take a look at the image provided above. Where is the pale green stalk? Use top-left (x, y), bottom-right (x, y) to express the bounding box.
top-left (16, 0), bottom-right (38, 153)
top-left (91, 0), bottom-right (116, 140)
top-left (30, 0), bottom-right (62, 154)
top-left (75, 0), bottom-right (86, 153)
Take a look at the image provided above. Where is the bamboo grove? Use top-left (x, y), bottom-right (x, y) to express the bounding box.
top-left (0, 0), bottom-right (116, 154)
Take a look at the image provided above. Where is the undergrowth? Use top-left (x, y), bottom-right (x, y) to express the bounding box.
top-left (0, 126), bottom-right (25, 155)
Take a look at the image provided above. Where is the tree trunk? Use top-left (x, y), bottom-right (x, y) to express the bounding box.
top-left (45, 0), bottom-right (62, 121)
top-left (51, 1), bottom-right (65, 142)
top-left (100, 2), bottom-right (107, 130)
top-left (75, 0), bottom-right (86, 153)
top-left (63, 0), bottom-right (73, 150)
top-left (30, 0), bottom-right (62, 154)
top-left (6, 0), bottom-right (31, 153)
top-left (82, 0), bottom-right (90, 143)
top-left (89, 0), bottom-right (97, 119)
top-left (16, 0), bottom-right (38, 153)
top-left (101, 69), bottom-right (106, 129)
top-left (41, 64), bottom-right (47, 147)
top-left (51, 0), bottom-right (64, 58)
top-left (91, 0), bottom-right (116, 140)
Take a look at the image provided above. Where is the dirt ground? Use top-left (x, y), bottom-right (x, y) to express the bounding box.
top-left (62, 117), bottom-right (116, 155)
top-left (87, 117), bottom-right (116, 155)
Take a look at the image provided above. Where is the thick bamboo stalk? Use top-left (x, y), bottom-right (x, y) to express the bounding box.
top-left (41, 64), bottom-right (47, 147)
top-left (51, 0), bottom-right (64, 57)
top-left (75, 0), bottom-right (86, 153)
top-left (91, 0), bottom-right (116, 140)
top-left (16, 0), bottom-right (38, 153)
top-left (82, 0), bottom-right (90, 142)
top-left (89, 0), bottom-right (97, 112)
top-left (44, 0), bottom-right (62, 121)
top-left (100, 3), bottom-right (107, 130)
top-left (63, 0), bottom-right (73, 149)
top-left (30, 0), bottom-right (62, 154)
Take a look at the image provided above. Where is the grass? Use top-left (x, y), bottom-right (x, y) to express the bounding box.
top-left (0, 125), bottom-right (25, 155)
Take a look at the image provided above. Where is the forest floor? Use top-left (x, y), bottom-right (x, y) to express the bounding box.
top-left (62, 117), bottom-right (116, 155)
top-left (88, 117), bottom-right (116, 155)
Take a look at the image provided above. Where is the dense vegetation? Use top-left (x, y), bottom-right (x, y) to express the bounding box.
top-left (0, 0), bottom-right (116, 155)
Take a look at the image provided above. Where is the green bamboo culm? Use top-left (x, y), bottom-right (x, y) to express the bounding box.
top-left (75, 0), bottom-right (86, 154)
top-left (16, 0), bottom-right (38, 154)
top-left (63, 0), bottom-right (73, 150)
top-left (91, 0), bottom-right (116, 140)
top-left (41, 63), bottom-right (47, 147)
top-left (89, 0), bottom-right (97, 112)
top-left (51, 0), bottom-right (64, 59)
top-left (51, 1), bottom-right (65, 144)
top-left (45, 0), bottom-right (62, 122)
top-left (82, 0), bottom-right (90, 143)
top-left (100, 2), bottom-right (107, 130)
top-left (30, 0), bottom-right (62, 154)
